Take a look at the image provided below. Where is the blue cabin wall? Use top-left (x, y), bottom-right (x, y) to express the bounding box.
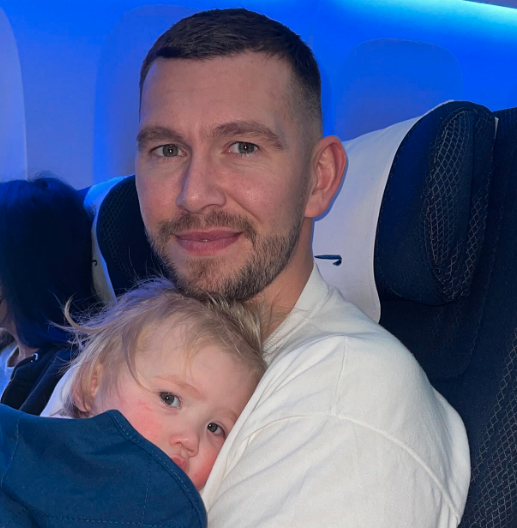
top-left (1, 0), bottom-right (516, 188)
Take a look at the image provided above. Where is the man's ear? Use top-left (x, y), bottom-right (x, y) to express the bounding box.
top-left (305, 136), bottom-right (347, 219)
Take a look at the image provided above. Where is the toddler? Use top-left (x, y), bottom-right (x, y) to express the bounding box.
top-left (0, 278), bottom-right (265, 527)
top-left (63, 277), bottom-right (265, 490)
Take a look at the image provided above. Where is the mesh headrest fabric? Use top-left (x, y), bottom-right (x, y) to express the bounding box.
top-left (95, 175), bottom-right (166, 296)
top-left (375, 101), bottom-right (497, 306)
top-left (457, 106), bottom-right (517, 528)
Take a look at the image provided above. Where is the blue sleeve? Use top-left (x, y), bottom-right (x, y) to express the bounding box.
top-left (0, 405), bottom-right (21, 479)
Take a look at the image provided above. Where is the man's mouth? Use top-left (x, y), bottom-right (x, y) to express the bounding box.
top-left (174, 230), bottom-right (242, 254)
top-left (176, 230), bottom-right (240, 242)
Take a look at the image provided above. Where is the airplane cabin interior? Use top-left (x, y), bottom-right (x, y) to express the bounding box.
top-left (1, 1), bottom-right (517, 526)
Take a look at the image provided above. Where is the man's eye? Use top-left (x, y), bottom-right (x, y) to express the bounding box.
top-left (153, 144), bottom-right (181, 157)
top-left (229, 142), bottom-right (258, 156)
top-left (207, 422), bottom-right (226, 438)
top-left (160, 392), bottom-right (181, 408)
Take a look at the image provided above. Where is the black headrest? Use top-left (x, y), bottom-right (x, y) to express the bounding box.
top-left (375, 101), bottom-right (496, 306)
top-left (96, 175), bottom-right (166, 296)
top-left (376, 105), bottom-right (517, 491)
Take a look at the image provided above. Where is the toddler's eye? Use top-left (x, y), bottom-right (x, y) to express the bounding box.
top-left (207, 422), bottom-right (226, 438)
top-left (160, 392), bottom-right (181, 408)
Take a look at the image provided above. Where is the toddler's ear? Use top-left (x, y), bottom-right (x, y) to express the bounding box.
top-left (90, 364), bottom-right (103, 399)
top-left (72, 364), bottom-right (103, 414)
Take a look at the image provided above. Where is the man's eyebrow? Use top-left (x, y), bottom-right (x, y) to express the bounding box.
top-left (154, 374), bottom-right (204, 399)
top-left (137, 121), bottom-right (286, 151)
top-left (136, 126), bottom-right (185, 150)
top-left (210, 120), bottom-right (286, 150)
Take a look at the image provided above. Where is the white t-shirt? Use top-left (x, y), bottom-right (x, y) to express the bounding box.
top-left (201, 264), bottom-right (470, 527)
top-left (40, 363), bottom-right (75, 417)
top-left (41, 265), bottom-right (470, 526)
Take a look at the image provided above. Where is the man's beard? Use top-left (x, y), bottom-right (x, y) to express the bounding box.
top-left (148, 209), bottom-right (304, 301)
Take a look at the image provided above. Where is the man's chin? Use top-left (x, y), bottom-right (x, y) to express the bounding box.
top-left (170, 261), bottom-right (265, 302)
top-left (173, 275), bottom-right (237, 299)
top-left (170, 259), bottom-right (237, 296)
top-left (154, 224), bottom-right (302, 301)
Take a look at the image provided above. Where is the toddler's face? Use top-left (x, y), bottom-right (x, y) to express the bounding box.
top-left (91, 322), bottom-right (259, 490)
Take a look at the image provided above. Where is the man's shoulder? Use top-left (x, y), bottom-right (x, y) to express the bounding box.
top-left (265, 323), bottom-right (425, 418)
top-left (204, 275), bottom-right (470, 526)
top-left (271, 281), bottom-right (412, 372)
top-left (205, 279), bottom-right (470, 526)
top-left (216, 315), bottom-right (469, 525)
top-left (260, 291), bottom-right (464, 460)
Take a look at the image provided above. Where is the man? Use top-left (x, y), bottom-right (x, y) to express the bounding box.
top-left (133, 8), bottom-right (470, 526)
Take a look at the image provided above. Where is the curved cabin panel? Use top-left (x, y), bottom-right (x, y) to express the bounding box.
top-left (1, 0), bottom-right (517, 187)
top-left (0, 8), bottom-right (26, 182)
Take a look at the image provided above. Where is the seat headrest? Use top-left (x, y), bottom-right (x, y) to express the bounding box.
top-left (94, 175), bottom-right (166, 297)
top-left (375, 101), bottom-right (497, 305)
top-left (313, 112), bottom-right (422, 322)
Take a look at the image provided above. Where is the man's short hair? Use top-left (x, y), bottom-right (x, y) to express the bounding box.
top-left (140, 8), bottom-right (322, 132)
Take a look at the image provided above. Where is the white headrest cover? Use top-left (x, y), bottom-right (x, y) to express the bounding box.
top-left (313, 115), bottom-right (422, 322)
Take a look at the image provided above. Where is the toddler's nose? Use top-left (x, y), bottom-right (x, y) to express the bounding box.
top-left (170, 427), bottom-right (200, 457)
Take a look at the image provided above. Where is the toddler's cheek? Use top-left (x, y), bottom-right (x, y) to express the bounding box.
top-left (124, 401), bottom-right (164, 443)
top-left (189, 453), bottom-right (218, 490)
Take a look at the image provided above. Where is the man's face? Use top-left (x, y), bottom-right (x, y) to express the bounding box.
top-left (135, 53), bottom-right (315, 300)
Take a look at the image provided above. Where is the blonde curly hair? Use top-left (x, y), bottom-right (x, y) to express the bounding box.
top-left (63, 277), bottom-right (265, 418)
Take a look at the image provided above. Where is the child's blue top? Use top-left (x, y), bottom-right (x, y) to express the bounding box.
top-left (0, 404), bottom-right (207, 528)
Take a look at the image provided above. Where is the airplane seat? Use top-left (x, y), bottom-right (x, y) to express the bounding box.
top-left (375, 103), bottom-right (517, 528)
top-left (94, 175), bottom-right (166, 298)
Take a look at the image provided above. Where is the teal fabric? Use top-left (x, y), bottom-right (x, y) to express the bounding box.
top-left (0, 405), bottom-right (206, 527)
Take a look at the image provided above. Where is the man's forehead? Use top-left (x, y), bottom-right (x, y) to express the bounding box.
top-left (139, 53), bottom-right (295, 136)
top-left (141, 52), bottom-right (293, 102)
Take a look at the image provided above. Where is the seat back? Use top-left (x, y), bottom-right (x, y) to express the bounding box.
top-left (376, 104), bottom-right (517, 527)
top-left (94, 176), bottom-right (166, 297)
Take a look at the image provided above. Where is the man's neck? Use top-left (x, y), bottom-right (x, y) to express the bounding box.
top-left (252, 257), bottom-right (314, 338)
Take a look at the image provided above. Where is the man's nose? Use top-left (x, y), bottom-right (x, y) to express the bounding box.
top-left (170, 426), bottom-right (200, 457)
top-left (176, 153), bottom-right (226, 213)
